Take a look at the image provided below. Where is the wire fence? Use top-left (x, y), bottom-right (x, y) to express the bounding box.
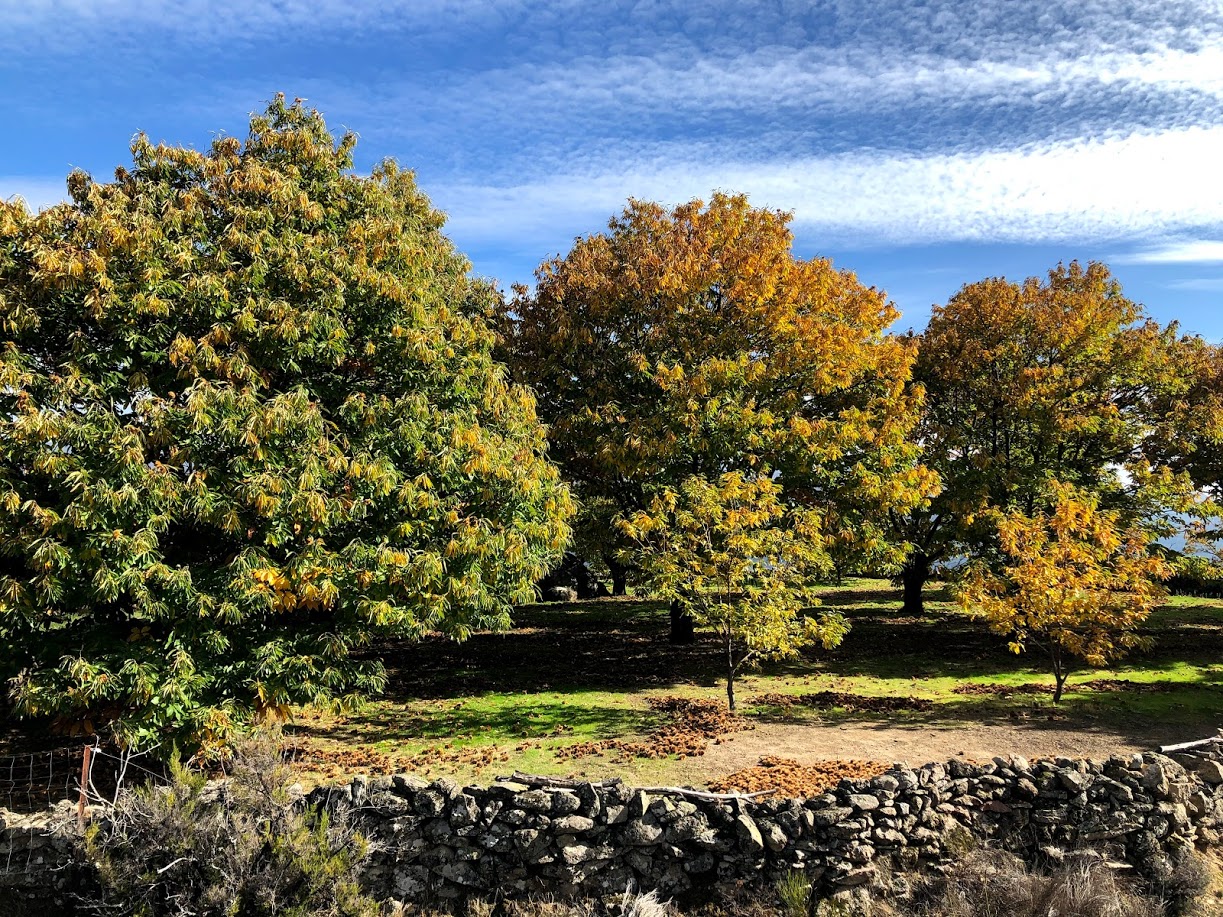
top-left (0, 745), bottom-right (88, 815)
top-left (0, 741), bottom-right (163, 815)
top-left (0, 741), bottom-right (171, 886)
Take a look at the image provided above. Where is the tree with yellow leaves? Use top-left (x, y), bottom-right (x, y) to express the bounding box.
top-left (958, 482), bottom-right (1170, 702)
top-left (498, 193), bottom-right (936, 637)
top-left (0, 98), bottom-right (573, 753)
top-left (624, 473), bottom-right (846, 709)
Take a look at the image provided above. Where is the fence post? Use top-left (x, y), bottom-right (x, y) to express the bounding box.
top-left (78, 745), bottom-right (92, 830)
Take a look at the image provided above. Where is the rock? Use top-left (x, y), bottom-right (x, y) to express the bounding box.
top-left (846, 841), bottom-right (876, 863)
top-left (516, 790), bottom-right (554, 813)
top-left (813, 806), bottom-right (854, 827)
top-left (603, 804), bottom-right (628, 825)
top-left (848, 794), bottom-right (881, 812)
top-left (1196, 759), bottom-right (1223, 785)
top-left (835, 865), bottom-right (877, 887)
top-left (512, 828), bottom-right (550, 862)
top-left (734, 814), bottom-right (765, 854)
top-left (449, 794), bottom-right (479, 828)
top-left (552, 815), bottom-right (595, 834)
top-left (665, 815), bottom-right (707, 843)
top-left (392, 774), bottom-right (430, 795)
top-left (549, 791), bottom-right (582, 815)
top-left (626, 790), bottom-right (651, 818)
top-left (1143, 763), bottom-right (1170, 798)
top-left (414, 789), bottom-right (447, 817)
top-left (761, 821), bottom-right (788, 853)
top-left (622, 820), bottom-right (663, 846)
top-left (1058, 770), bottom-right (1087, 793)
top-left (871, 774), bottom-right (900, 793)
top-left (575, 782), bottom-right (603, 818)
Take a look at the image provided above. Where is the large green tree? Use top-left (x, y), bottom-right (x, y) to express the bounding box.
top-left (0, 98), bottom-right (573, 751)
top-left (498, 193), bottom-right (936, 638)
top-left (894, 261), bottom-right (1194, 614)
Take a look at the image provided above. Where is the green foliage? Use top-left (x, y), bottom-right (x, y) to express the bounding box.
top-left (0, 96), bottom-right (572, 751)
top-left (776, 869), bottom-right (814, 917)
top-left (85, 731), bottom-right (379, 917)
top-left (624, 473), bottom-right (847, 708)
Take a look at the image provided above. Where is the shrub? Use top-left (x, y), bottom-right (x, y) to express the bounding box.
top-left (84, 731), bottom-right (378, 917)
top-left (916, 849), bottom-right (1163, 917)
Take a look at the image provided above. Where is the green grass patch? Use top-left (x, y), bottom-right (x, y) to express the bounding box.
top-left (288, 578), bottom-right (1223, 786)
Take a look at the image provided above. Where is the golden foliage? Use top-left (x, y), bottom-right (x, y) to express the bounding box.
top-left (499, 192), bottom-right (936, 576)
top-left (958, 481), bottom-right (1171, 701)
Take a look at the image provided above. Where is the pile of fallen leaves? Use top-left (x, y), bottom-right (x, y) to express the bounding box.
top-left (292, 738), bottom-right (514, 781)
top-left (710, 755), bottom-right (889, 798)
top-left (555, 696), bottom-right (751, 764)
top-left (1079, 678), bottom-right (1178, 694)
top-left (752, 691), bottom-right (934, 713)
top-left (952, 682), bottom-right (1052, 697)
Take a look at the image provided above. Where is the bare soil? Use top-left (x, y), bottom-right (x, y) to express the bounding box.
top-left (697, 718), bottom-right (1167, 774)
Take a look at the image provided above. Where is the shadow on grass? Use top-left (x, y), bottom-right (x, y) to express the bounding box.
top-left (362, 582), bottom-right (1223, 716)
top-left (289, 699), bottom-right (651, 745)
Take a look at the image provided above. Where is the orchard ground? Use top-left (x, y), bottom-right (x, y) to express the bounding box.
top-left (284, 579), bottom-right (1223, 791)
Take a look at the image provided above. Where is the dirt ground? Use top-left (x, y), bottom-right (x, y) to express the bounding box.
top-left (697, 718), bottom-right (1169, 773)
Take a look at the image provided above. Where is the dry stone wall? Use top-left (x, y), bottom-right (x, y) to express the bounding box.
top-left (4, 749), bottom-right (1223, 910)
top-left (323, 749), bottom-right (1223, 904)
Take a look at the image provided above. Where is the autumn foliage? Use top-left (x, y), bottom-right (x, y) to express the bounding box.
top-left (895, 261), bottom-right (1195, 613)
top-left (0, 98), bottom-right (572, 751)
top-left (498, 193), bottom-right (937, 593)
top-left (958, 482), bottom-right (1171, 702)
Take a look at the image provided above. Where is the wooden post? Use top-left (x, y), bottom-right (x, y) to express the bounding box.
top-left (78, 745), bottom-right (92, 830)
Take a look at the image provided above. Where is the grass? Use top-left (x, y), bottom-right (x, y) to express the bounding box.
top-left (285, 578), bottom-right (1223, 787)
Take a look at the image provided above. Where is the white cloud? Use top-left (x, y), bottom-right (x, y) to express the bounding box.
top-left (434, 125), bottom-right (1223, 252)
top-left (1168, 278), bottom-right (1223, 291)
top-left (414, 41), bottom-right (1223, 128)
top-left (1116, 240), bottom-right (1223, 264)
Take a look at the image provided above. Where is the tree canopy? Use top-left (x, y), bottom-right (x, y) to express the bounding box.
top-left (894, 261), bottom-right (1195, 613)
top-left (958, 481), bottom-right (1170, 702)
top-left (624, 472), bottom-right (846, 709)
top-left (0, 97), bottom-right (573, 751)
top-left (497, 193), bottom-right (937, 604)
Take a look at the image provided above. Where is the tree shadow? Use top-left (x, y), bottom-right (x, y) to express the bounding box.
top-left (288, 699), bottom-right (651, 745)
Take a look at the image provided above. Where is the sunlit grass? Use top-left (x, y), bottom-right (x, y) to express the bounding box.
top-left (289, 578), bottom-right (1223, 786)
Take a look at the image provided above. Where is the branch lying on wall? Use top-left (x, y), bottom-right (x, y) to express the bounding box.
top-left (1158, 732), bottom-right (1223, 754)
top-left (500, 771), bottom-right (776, 801)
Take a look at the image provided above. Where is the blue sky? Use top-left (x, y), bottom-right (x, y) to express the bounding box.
top-left (2, 0), bottom-right (1222, 337)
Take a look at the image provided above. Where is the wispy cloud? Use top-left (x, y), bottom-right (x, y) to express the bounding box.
top-left (1116, 240), bottom-right (1223, 264)
top-left (1168, 278), bottom-right (1223, 291)
top-left (402, 42), bottom-right (1223, 131)
top-left (433, 125), bottom-right (1223, 261)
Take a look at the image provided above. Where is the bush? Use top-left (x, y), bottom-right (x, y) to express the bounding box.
top-left (84, 731), bottom-right (378, 917)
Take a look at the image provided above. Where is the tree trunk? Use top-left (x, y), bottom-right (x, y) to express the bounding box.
top-left (604, 554), bottom-right (628, 597)
top-left (1051, 648), bottom-right (1068, 703)
top-left (669, 600), bottom-right (696, 644)
top-left (900, 553), bottom-right (929, 615)
top-left (725, 633), bottom-right (736, 710)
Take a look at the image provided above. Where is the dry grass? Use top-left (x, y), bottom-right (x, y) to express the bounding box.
top-left (907, 849), bottom-right (1194, 917)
